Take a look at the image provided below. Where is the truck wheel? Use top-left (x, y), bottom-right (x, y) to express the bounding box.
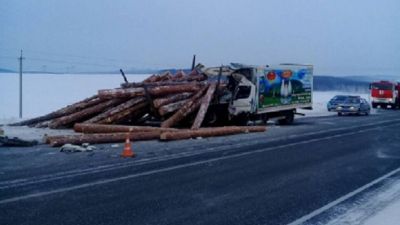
top-left (232, 113), bottom-right (249, 126)
top-left (278, 111), bottom-right (294, 125)
top-left (338, 112), bottom-right (343, 116)
top-left (372, 103), bottom-right (377, 109)
top-left (261, 114), bottom-right (269, 125)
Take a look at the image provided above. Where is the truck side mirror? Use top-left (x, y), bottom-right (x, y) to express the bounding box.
top-left (369, 84), bottom-right (371, 90)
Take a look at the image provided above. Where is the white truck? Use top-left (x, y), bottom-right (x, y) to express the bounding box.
top-left (202, 63), bottom-right (313, 125)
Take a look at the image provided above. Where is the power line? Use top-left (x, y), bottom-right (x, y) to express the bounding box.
top-left (0, 47), bottom-right (137, 64)
top-left (27, 57), bottom-right (122, 68)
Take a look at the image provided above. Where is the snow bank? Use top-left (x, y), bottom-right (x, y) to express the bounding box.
top-left (363, 196), bottom-right (400, 225)
top-left (318, 177), bottom-right (400, 225)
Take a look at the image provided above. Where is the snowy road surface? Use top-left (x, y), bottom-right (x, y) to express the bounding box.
top-left (1, 111), bottom-right (400, 225)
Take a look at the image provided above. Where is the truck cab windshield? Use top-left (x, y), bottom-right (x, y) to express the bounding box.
top-left (371, 84), bottom-right (393, 90)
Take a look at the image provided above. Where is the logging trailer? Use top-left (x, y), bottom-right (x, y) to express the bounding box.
top-left (202, 63), bottom-right (313, 125)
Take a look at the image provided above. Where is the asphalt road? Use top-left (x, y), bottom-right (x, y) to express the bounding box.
top-left (1, 110), bottom-right (400, 225)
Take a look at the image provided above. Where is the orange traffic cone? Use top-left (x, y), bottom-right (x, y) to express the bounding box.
top-left (121, 134), bottom-right (135, 158)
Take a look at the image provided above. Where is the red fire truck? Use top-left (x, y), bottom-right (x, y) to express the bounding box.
top-left (370, 81), bottom-right (400, 108)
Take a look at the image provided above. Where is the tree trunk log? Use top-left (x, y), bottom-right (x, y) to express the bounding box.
top-left (47, 132), bottom-right (162, 147)
top-left (98, 88), bottom-right (144, 99)
top-left (9, 95), bottom-right (102, 126)
top-left (74, 123), bottom-right (178, 133)
top-left (191, 83), bottom-right (217, 129)
top-left (96, 102), bottom-right (148, 124)
top-left (83, 97), bottom-right (146, 123)
top-left (147, 83), bottom-right (202, 96)
top-left (99, 83), bottom-right (202, 99)
top-left (153, 92), bottom-right (193, 108)
top-left (161, 85), bottom-right (209, 128)
top-left (49, 99), bottom-right (124, 129)
top-left (160, 126), bottom-right (266, 140)
top-left (158, 99), bottom-right (188, 116)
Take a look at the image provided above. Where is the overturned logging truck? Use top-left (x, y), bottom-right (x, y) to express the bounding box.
top-left (11, 63), bottom-right (313, 145)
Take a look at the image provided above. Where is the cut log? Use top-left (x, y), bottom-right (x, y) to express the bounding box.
top-left (121, 81), bottom-right (194, 88)
top-left (160, 126), bottom-right (266, 141)
top-left (47, 132), bottom-right (162, 147)
top-left (9, 95), bottom-right (102, 126)
top-left (99, 83), bottom-right (202, 99)
top-left (191, 83), bottom-right (217, 129)
top-left (186, 74), bottom-right (207, 81)
top-left (158, 99), bottom-right (188, 116)
top-left (84, 97), bottom-right (146, 123)
top-left (49, 99), bottom-right (124, 129)
top-left (173, 70), bottom-right (186, 80)
top-left (153, 92), bottom-right (193, 108)
top-left (74, 123), bottom-right (178, 133)
top-left (161, 85), bottom-right (209, 128)
top-left (143, 74), bottom-right (162, 83)
top-left (159, 72), bottom-right (173, 81)
top-left (96, 102), bottom-right (148, 124)
top-left (147, 83), bottom-right (203, 96)
top-left (98, 88), bottom-right (144, 99)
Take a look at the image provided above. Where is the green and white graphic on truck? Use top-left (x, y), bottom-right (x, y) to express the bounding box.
top-left (257, 66), bottom-right (313, 109)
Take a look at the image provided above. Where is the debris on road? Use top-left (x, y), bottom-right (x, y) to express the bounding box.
top-left (60, 143), bottom-right (96, 152)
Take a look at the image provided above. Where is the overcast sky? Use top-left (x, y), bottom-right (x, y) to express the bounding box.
top-left (0, 0), bottom-right (399, 75)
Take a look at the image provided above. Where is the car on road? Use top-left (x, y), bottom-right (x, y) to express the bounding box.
top-left (328, 95), bottom-right (370, 116)
top-left (327, 95), bottom-right (348, 111)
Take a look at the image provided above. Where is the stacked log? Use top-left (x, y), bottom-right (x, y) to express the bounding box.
top-left (48, 99), bottom-right (125, 129)
top-left (161, 85), bottom-right (209, 128)
top-left (153, 92), bottom-right (193, 108)
top-left (84, 97), bottom-right (146, 124)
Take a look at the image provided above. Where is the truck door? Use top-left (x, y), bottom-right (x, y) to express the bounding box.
top-left (228, 77), bottom-right (256, 116)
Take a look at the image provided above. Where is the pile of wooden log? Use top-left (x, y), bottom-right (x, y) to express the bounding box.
top-left (11, 69), bottom-right (267, 146)
top-left (11, 70), bottom-right (213, 129)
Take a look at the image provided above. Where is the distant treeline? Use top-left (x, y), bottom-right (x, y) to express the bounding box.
top-left (314, 76), bottom-right (370, 93)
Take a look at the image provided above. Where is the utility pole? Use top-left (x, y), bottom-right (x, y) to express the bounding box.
top-left (18, 50), bottom-right (25, 119)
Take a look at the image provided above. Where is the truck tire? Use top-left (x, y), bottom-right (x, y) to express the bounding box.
top-left (261, 114), bottom-right (269, 125)
top-left (232, 113), bottom-right (249, 126)
top-left (372, 103), bottom-right (377, 109)
top-left (338, 112), bottom-right (343, 116)
top-left (278, 110), bottom-right (294, 125)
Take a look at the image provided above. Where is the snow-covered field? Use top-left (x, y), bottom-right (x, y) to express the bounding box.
top-left (0, 73), bottom-right (149, 122)
top-left (0, 73), bottom-right (371, 122)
